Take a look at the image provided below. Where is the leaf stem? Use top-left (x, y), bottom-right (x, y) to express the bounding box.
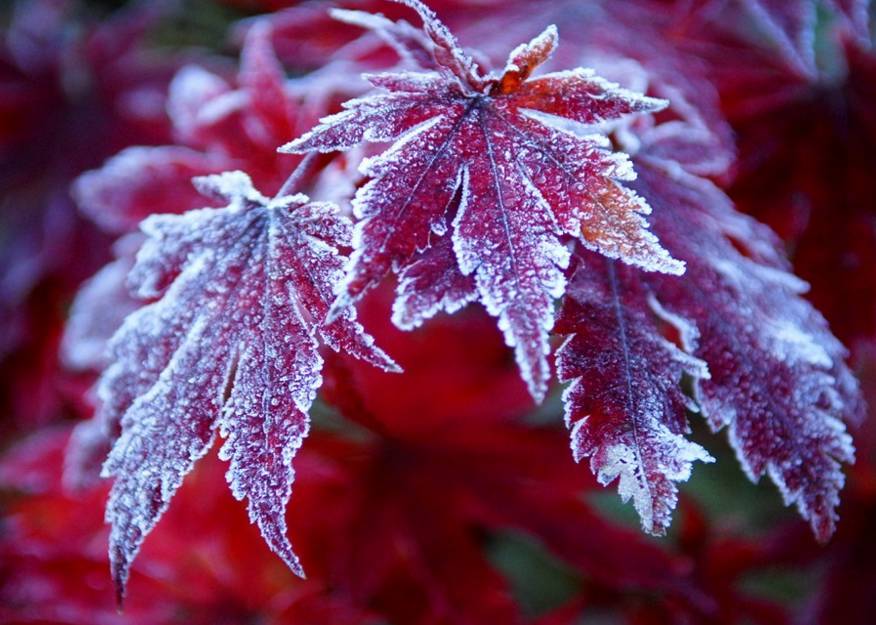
top-left (275, 152), bottom-right (319, 199)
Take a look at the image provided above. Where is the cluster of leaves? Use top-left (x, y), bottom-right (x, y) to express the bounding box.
top-left (1, 0), bottom-right (875, 623)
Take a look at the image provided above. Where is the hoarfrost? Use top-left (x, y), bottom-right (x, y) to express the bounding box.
top-left (282, 0), bottom-right (677, 398)
top-left (88, 171), bottom-right (396, 600)
top-left (556, 254), bottom-right (712, 534)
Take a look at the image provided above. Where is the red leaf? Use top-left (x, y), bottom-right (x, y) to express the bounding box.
top-left (393, 234), bottom-right (477, 330)
top-left (1, 429), bottom-right (376, 625)
top-left (636, 155), bottom-right (862, 540)
top-left (555, 251), bottom-right (713, 535)
top-left (74, 147), bottom-right (225, 235)
top-left (82, 171), bottom-right (396, 600)
top-left (283, 0), bottom-right (681, 400)
top-left (448, 0), bottom-right (736, 177)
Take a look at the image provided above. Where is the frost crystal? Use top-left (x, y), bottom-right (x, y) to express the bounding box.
top-left (636, 156), bottom-right (863, 540)
top-left (282, 0), bottom-right (680, 400)
top-left (91, 171), bottom-right (397, 600)
top-left (556, 252), bottom-right (713, 534)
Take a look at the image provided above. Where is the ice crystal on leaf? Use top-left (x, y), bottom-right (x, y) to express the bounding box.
top-left (635, 154), bottom-right (862, 540)
top-left (555, 251), bottom-right (714, 535)
top-left (92, 171), bottom-right (397, 601)
top-left (282, 0), bottom-right (683, 401)
top-left (555, 143), bottom-right (862, 536)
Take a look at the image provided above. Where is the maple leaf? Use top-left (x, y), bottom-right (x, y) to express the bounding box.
top-left (61, 235), bottom-right (143, 372)
top-left (282, 0), bottom-right (683, 401)
top-left (635, 155), bottom-right (862, 540)
top-left (392, 234), bottom-right (477, 331)
top-left (89, 171), bottom-right (397, 600)
top-left (450, 0), bottom-right (736, 176)
top-left (555, 250), bottom-right (714, 535)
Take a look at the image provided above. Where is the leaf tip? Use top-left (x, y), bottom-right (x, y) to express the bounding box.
top-left (277, 139), bottom-right (300, 154)
top-left (641, 95), bottom-right (670, 114)
top-left (326, 292), bottom-right (352, 324)
top-left (109, 545), bottom-right (130, 611)
top-left (664, 257), bottom-right (686, 276)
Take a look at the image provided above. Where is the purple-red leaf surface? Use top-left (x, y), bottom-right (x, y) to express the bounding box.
top-left (90, 171), bottom-right (396, 600)
top-left (556, 251), bottom-right (713, 535)
top-left (552, 105), bottom-right (864, 536)
top-left (636, 155), bottom-right (862, 540)
top-left (282, 0), bottom-right (682, 401)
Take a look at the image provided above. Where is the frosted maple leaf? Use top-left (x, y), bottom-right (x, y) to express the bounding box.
top-left (552, 108), bottom-right (864, 538)
top-left (556, 250), bottom-right (714, 535)
top-left (92, 171), bottom-right (397, 600)
top-left (282, 0), bottom-right (683, 401)
top-left (637, 157), bottom-right (862, 540)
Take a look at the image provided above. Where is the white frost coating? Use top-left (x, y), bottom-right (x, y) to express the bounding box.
top-left (647, 293), bottom-right (708, 373)
top-left (557, 259), bottom-right (713, 534)
top-left (391, 0), bottom-right (485, 89)
top-left (635, 156), bottom-right (860, 540)
top-left (280, 79), bottom-right (446, 155)
top-left (392, 273), bottom-right (477, 330)
top-left (766, 319), bottom-right (833, 368)
top-left (282, 1), bottom-right (682, 400)
top-left (452, 146), bottom-right (568, 401)
top-left (569, 406), bottom-right (714, 533)
top-left (582, 55), bottom-right (651, 96)
top-left (352, 114), bottom-right (446, 216)
top-left (574, 183), bottom-right (686, 276)
top-left (365, 71), bottom-right (447, 93)
top-left (527, 68), bottom-right (669, 117)
top-left (193, 170), bottom-right (269, 206)
top-left (94, 171), bottom-right (398, 598)
top-left (391, 200), bottom-right (478, 331)
top-left (520, 108), bottom-right (642, 142)
top-left (502, 24), bottom-right (559, 77)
